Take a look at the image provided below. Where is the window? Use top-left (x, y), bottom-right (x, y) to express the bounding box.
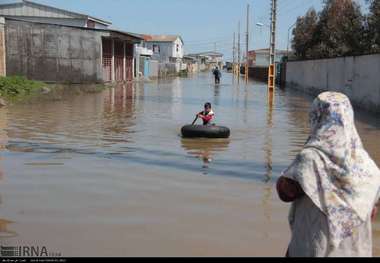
top-left (176, 44), bottom-right (179, 53)
top-left (153, 44), bottom-right (160, 53)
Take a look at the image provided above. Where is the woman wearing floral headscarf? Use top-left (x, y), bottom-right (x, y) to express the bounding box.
top-left (277, 92), bottom-right (380, 257)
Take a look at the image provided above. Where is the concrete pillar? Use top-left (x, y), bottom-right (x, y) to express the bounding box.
top-left (111, 39), bottom-right (115, 82)
top-left (135, 54), bottom-right (140, 80)
top-left (132, 44), bottom-right (136, 80)
top-left (123, 41), bottom-right (126, 81)
top-left (0, 17), bottom-right (6, 77)
top-left (132, 57), bottom-right (135, 80)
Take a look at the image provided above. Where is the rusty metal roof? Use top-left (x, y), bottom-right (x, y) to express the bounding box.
top-left (143, 34), bottom-right (184, 44)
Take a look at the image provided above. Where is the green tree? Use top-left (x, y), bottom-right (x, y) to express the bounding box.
top-left (292, 0), bottom-right (367, 59)
top-left (317, 0), bottom-right (366, 57)
top-left (292, 8), bottom-right (319, 59)
top-left (368, 0), bottom-right (380, 51)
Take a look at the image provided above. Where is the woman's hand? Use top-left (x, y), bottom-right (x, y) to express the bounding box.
top-left (277, 177), bottom-right (305, 203)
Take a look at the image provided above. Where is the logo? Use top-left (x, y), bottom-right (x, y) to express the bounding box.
top-left (0, 246), bottom-right (62, 257)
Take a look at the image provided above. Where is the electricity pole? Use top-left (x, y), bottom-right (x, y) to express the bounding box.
top-left (245, 4), bottom-right (250, 83)
top-left (268, 0), bottom-right (277, 92)
top-left (233, 32), bottom-right (236, 76)
top-left (238, 21), bottom-right (241, 80)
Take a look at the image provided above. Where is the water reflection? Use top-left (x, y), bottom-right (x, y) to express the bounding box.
top-left (264, 91), bottom-right (274, 183)
top-left (261, 90), bottom-right (275, 238)
top-left (0, 108), bottom-right (15, 240)
top-left (0, 219), bottom-right (17, 238)
top-left (0, 73), bottom-right (379, 256)
top-left (181, 138), bottom-right (230, 169)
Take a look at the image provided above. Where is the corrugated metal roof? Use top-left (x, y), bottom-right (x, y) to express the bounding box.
top-left (5, 17), bottom-right (143, 41)
top-left (143, 34), bottom-right (184, 44)
top-left (108, 29), bottom-right (144, 41)
top-left (0, 0), bottom-right (112, 25)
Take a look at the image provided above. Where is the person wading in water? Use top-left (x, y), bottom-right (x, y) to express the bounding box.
top-left (213, 67), bottom-right (222, 85)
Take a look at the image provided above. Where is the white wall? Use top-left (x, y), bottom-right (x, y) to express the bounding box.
top-left (171, 38), bottom-right (184, 59)
top-left (286, 54), bottom-right (380, 113)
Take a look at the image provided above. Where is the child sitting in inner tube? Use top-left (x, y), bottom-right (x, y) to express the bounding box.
top-left (197, 102), bottom-right (215, 126)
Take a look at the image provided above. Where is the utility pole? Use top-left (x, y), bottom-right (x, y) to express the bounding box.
top-left (268, 0), bottom-right (277, 92)
top-left (233, 32), bottom-right (236, 76)
top-left (245, 4), bottom-right (250, 83)
top-left (238, 21), bottom-right (241, 80)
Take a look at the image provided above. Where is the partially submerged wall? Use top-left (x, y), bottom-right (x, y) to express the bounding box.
top-left (286, 54), bottom-right (380, 113)
top-left (248, 66), bottom-right (268, 82)
top-left (5, 19), bottom-right (105, 83)
top-left (0, 17), bottom-right (6, 77)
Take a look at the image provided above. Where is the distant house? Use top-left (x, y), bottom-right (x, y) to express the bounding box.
top-left (143, 35), bottom-right (184, 63)
top-left (182, 55), bottom-right (198, 73)
top-left (247, 48), bottom-right (287, 67)
top-left (134, 41), bottom-right (155, 79)
top-left (187, 51), bottom-right (224, 71)
top-left (0, 0), bottom-right (111, 29)
top-left (0, 1), bottom-right (144, 83)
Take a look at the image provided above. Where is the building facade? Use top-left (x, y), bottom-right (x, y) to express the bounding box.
top-left (0, 1), bottom-right (144, 83)
top-left (144, 35), bottom-right (184, 63)
top-left (2, 17), bottom-right (142, 83)
top-left (186, 52), bottom-right (224, 71)
top-left (247, 48), bottom-right (287, 67)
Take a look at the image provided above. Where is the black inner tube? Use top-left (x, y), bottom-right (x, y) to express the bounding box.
top-left (181, 125), bottom-right (230, 138)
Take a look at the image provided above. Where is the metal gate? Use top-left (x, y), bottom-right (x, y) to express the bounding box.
top-left (125, 43), bottom-right (134, 81)
top-left (102, 38), bottom-right (112, 82)
top-left (126, 58), bottom-right (133, 81)
top-left (114, 41), bottom-right (124, 82)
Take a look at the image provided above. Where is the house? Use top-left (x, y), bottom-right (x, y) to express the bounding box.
top-left (182, 55), bottom-right (198, 73)
top-left (0, 0), bottom-right (111, 29)
top-left (0, 1), bottom-right (144, 83)
top-left (134, 42), bottom-right (155, 78)
top-left (143, 35), bottom-right (184, 63)
top-left (247, 48), bottom-right (287, 67)
top-left (186, 51), bottom-right (224, 71)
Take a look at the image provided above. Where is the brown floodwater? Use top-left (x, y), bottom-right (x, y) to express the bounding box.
top-left (0, 73), bottom-right (379, 257)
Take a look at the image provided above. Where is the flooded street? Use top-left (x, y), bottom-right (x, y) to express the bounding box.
top-left (0, 72), bottom-right (379, 257)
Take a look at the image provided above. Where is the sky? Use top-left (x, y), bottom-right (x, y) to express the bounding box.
top-left (2, 0), bottom-right (369, 61)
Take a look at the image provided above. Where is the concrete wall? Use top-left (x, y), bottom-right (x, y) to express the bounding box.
top-left (148, 60), bottom-right (159, 78)
top-left (158, 62), bottom-right (177, 77)
top-left (248, 66), bottom-right (268, 82)
top-left (5, 19), bottom-right (106, 83)
top-left (286, 54), bottom-right (380, 113)
top-left (0, 17), bottom-right (5, 76)
top-left (146, 42), bottom-right (172, 63)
